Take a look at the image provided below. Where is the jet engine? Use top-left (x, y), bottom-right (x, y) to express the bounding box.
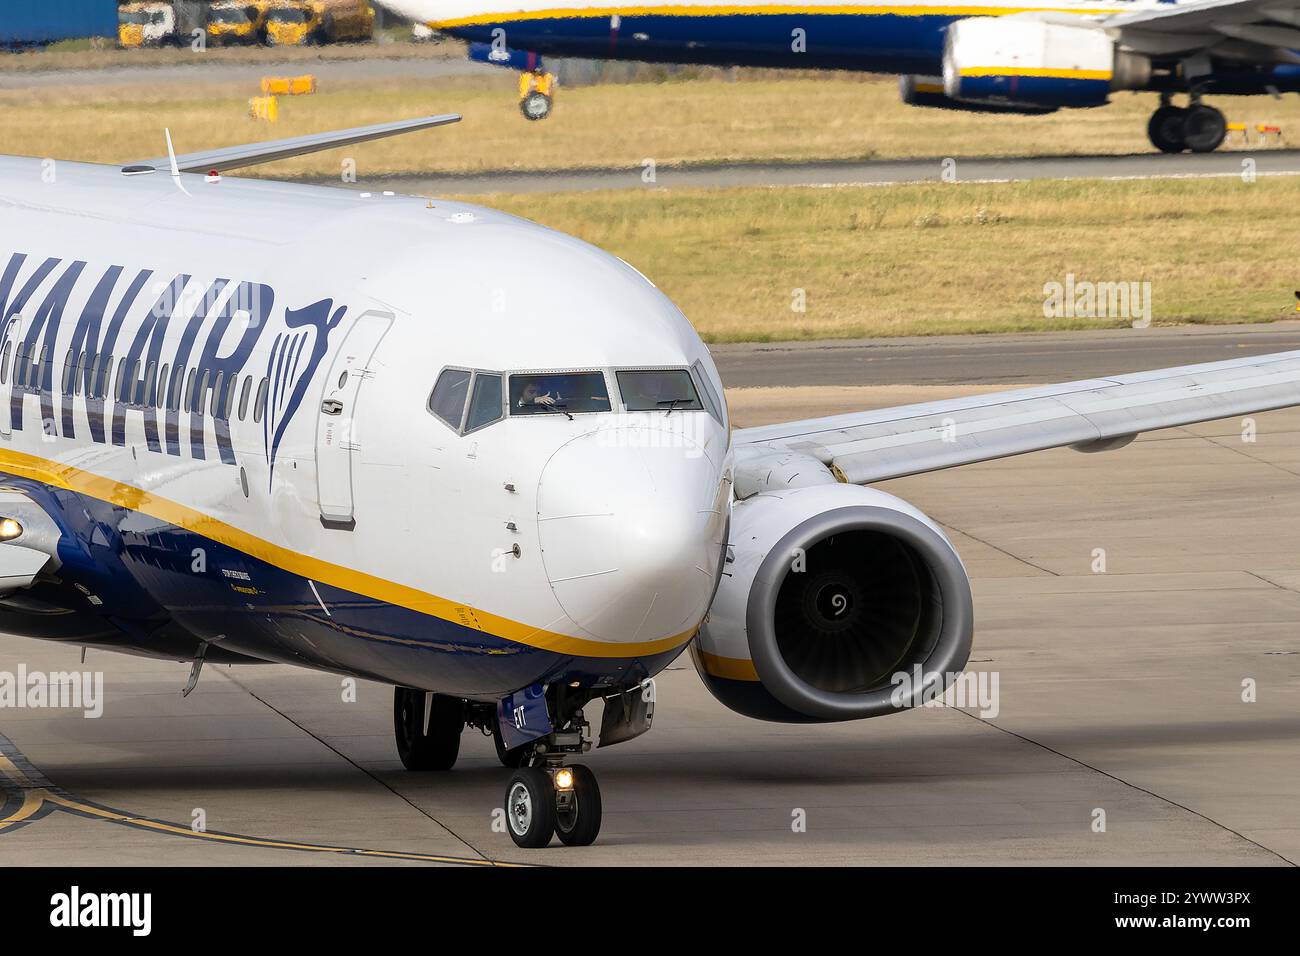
top-left (942, 18), bottom-right (1150, 109)
top-left (899, 74), bottom-right (1057, 114)
top-left (693, 481), bottom-right (973, 723)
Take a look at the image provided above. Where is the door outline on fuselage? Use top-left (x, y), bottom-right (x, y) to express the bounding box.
top-left (0, 315), bottom-right (23, 439)
top-left (314, 309), bottom-right (394, 530)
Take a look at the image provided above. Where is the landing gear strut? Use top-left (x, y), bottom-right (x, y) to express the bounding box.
top-left (1147, 96), bottom-right (1227, 154)
top-left (499, 688), bottom-right (603, 848)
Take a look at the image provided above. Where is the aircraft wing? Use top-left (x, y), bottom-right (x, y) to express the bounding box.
top-left (1103, 0), bottom-right (1300, 61)
top-left (733, 349), bottom-right (1300, 485)
top-left (130, 114), bottom-right (461, 174)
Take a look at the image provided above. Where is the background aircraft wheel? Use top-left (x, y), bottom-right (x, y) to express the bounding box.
top-left (492, 714), bottom-right (535, 767)
top-left (393, 687), bottom-right (463, 771)
top-left (1183, 104), bottom-right (1227, 153)
top-left (1148, 106), bottom-right (1187, 153)
top-left (553, 764), bottom-right (602, 847)
top-left (505, 767), bottom-right (555, 848)
top-left (520, 91), bottom-right (552, 121)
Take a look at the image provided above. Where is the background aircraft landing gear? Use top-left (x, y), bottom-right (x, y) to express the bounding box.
top-left (520, 90), bottom-right (552, 121)
top-left (1147, 99), bottom-right (1227, 154)
top-left (504, 761), bottom-right (602, 848)
top-left (1148, 104), bottom-right (1188, 153)
top-left (518, 70), bottom-right (556, 121)
top-left (394, 687), bottom-right (463, 771)
top-left (1183, 103), bottom-right (1227, 153)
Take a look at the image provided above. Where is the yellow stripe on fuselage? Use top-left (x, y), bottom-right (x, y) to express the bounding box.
top-left (0, 447), bottom-right (694, 660)
top-left (959, 66), bottom-right (1112, 80)
top-left (431, 4), bottom-right (1124, 29)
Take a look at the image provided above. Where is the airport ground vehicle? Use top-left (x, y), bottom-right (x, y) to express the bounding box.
top-left (1, 0), bottom-right (118, 48)
top-left (264, 0), bottom-right (375, 45)
top-left (207, 1), bottom-right (271, 45)
top-left (118, 1), bottom-right (209, 48)
top-left (118, 2), bottom-right (177, 48)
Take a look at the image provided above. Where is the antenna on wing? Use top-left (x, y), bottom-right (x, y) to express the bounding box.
top-left (164, 128), bottom-right (191, 196)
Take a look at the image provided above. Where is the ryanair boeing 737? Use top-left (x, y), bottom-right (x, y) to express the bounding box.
top-left (384, 0), bottom-right (1300, 153)
top-left (2, 117), bottom-right (1300, 847)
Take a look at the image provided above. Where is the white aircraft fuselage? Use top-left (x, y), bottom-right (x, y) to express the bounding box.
top-left (0, 156), bottom-right (732, 700)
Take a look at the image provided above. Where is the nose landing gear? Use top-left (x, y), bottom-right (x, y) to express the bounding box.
top-left (1147, 96), bottom-right (1227, 154)
top-left (505, 760), bottom-right (603, 848)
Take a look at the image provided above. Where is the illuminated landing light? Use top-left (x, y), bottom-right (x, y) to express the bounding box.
top-left (0, 518), bottom-right (22, 540)
top-left (554, 768), bottom-right (574, 791)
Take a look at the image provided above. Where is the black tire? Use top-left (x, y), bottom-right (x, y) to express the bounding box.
top-left (505, 767), bottom-right (555, 848)
top-left (492, 715), bottom-right (534, 768)
top-left (1183, 104), bottom-right (1227, 153)
top-left (393, 687), bottom-right (463, 771)
top-left (1148, 105), bottom-right (1187, 154)
top-left (554, 764), bottom-right (602, 847)
top-left (520, 91), bottom-right (552, 121)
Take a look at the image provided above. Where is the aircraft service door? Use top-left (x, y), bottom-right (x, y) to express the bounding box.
top-left (315, 310), bottom-right (393, 529)
top-left (0, 315), bottom-right (23, 439)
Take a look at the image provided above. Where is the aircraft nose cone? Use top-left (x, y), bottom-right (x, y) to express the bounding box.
top-left (537, 426), bottom-right (728, 645)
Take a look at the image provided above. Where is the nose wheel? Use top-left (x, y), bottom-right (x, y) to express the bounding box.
top-left (504, 762), bottom-right (602, 848)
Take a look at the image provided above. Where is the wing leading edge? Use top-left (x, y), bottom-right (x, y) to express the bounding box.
top-left (734, 348), bottom-right (1300, 485)
top-left (130, 114), bottom-right (462, 175)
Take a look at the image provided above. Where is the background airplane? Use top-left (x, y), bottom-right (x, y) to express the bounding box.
top-left (380, 0), bottom-right (1300, 152)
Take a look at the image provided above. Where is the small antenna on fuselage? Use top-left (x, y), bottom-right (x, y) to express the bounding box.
top-left (164, 128), bottom-right (190, 196)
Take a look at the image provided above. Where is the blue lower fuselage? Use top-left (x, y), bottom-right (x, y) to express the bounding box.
top-left (0, 475), bottom-right (678, 698)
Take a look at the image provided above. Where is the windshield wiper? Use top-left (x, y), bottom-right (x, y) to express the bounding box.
top-left (543, 403), bottom-right (574, 421)
top-left (657, 398), bottom-right (691, 417)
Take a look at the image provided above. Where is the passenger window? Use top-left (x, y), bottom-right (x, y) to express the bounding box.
top-left (211, 371), bottom-right (225, 416)
top-left (465, 373), bottom-right (503, 432)
top-left (61, 349), bottom-right (74, 393)
top-left (0, 342), bottom-right (9, 385)
top-left (616, 369), bottom-right (703, 412)
top-left (510, 372), bottom-right (610, 415)
top-left (238, 376), bottom-right (252, 420)
top-left (254, 377), bottom-right (268, 423)
top-left (428, 368), bottom-right (471, 430)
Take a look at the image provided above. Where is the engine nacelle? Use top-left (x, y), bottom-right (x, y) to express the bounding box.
top-left (693, 483), bottom-right (973, 723)
top-left (899, 74), bottom-right (1057, 114)
top-left (942, 17), bottom-right (1150, 109)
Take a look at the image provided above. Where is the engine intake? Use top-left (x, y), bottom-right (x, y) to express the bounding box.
top-left (694, 483), bottom-right (973, 723)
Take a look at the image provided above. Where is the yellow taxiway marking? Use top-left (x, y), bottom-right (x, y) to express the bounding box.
top-left (0, 739), bottom-right (523, 866)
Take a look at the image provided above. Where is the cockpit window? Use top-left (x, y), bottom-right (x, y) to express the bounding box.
top-left (691, 359), bottom-right (726, 427)
top-left (428, 367), bottom-right (471, 429)
top-left (616, 369), bottom-right (703, 412)
top-left (510, 372), bottom-right (611, 416)
top-left (465, 372), bottom-right (504, 432)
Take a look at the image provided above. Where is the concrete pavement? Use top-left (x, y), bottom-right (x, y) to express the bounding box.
top-left (2, 376), bottom-right (1297, 865)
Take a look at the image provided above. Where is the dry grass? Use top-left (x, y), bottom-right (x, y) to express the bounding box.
top-left (5, 69), bottom-right (1300, 177)
top-left (454, 178), bottom-right (1300, 341)
top-left (0, 35), bottom-right (453, 72)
